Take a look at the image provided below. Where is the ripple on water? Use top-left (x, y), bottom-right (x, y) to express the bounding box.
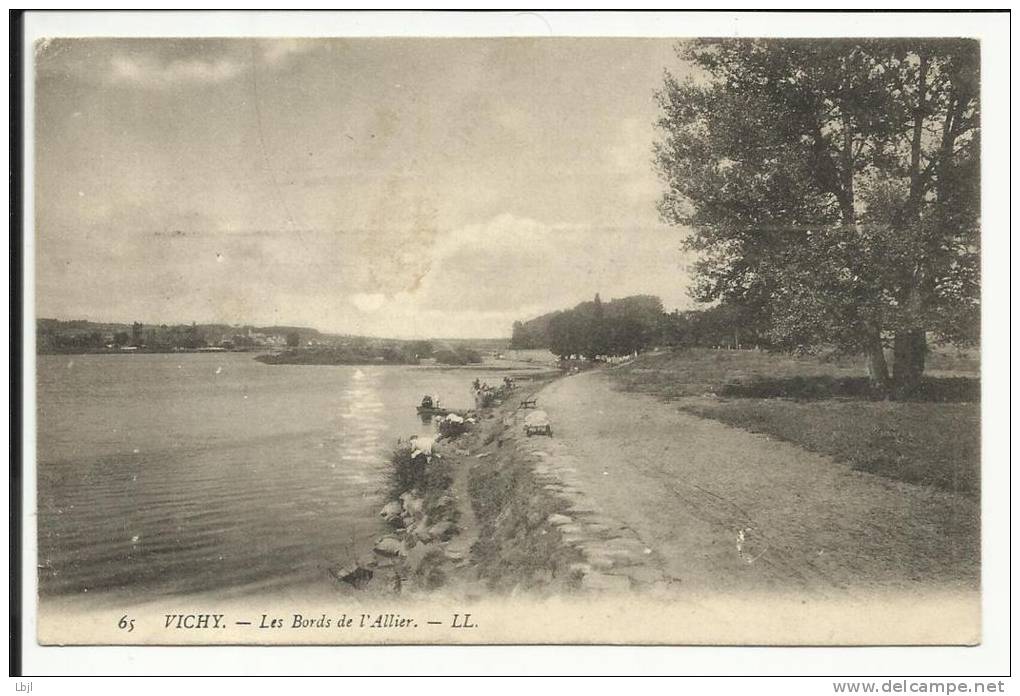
top-left (37, 355), bottom-right (488, 603)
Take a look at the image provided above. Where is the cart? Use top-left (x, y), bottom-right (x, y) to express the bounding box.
top-left (524, 410), bottom-right (552, 437)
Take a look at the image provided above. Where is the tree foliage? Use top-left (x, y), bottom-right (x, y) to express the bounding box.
top-left (654, 38), bottom-right (980, 392)
top-left (659, 303), bottom-right (772, 349)
top-left (544, 294), bottom-right (663, 360)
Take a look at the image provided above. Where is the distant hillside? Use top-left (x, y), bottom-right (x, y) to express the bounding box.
top-left (35, 318), bottom-right (325, 354)
top-left (36, 317), bottom-right (511, 356)
top-left (37, 318), bottom-right (324, 337)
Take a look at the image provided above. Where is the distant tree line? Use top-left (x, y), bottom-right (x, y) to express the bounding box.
top-left (255, 338), bottom-right (483, 366)
top-left (431, 346), bottom-right (483, 365)
top-left (399, 339), bottom-right (482, 365)
top-left (395, 339), bottom-right (482, 365)
top-left (36, 319), bottom-right (322, 354)
top-left (513, 294), bottom-right (664, 360)
top-left (259, 342), bottom-right (419, 366)
top-left (37, 320), bottom-right (205, 353)
top-left (511, 294), bottom-right (774, 358)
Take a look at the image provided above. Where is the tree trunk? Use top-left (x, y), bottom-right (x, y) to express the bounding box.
top-left (865, 328), bottom-right (890, 393)
top-left (892, 330), bottom-right (927, 396)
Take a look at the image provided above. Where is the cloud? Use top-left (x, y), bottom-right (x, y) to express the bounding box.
top-left (312, 214), bottom-right (587, 338)
top-left (332, 213), bottom-right (692, 338)
top-left (607, 117), bottom-right (658, 178)
top-left (108, 54), bottom-right (245, 88)
top-left (35, 39), bottom-right (693, 337)
top-left (103, 40), bottom-right (317, 89)
top-left (259, 39), bottom-right (316, 66)
top-left (350, 293), bottom-right (387, 313)
top-left (412, 214), bottom-right (584, 309)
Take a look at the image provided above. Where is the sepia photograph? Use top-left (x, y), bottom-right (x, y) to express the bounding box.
top-left (16, 11), bottom-right (1009, 668)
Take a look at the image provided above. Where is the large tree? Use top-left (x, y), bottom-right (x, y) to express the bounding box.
top-left (654, 38), bottom-right (979, 393)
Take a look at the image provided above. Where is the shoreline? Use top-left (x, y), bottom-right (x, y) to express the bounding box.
top-left (341, 348), bottom-right (980, 601)
top-left (38, 349), bottom-right (560, 375)
top-left (330, 370), bottom-right (589, 598)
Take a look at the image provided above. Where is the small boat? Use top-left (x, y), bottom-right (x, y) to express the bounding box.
top-left (416, 395), bottom-right (450, 417)
top-left (416, 405), bottom-right (451, 417)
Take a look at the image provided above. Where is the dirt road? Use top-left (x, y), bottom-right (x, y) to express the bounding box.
top-left (531, 370), bottom-right (979, 599)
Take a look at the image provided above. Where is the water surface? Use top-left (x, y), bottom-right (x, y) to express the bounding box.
top-left (36, 353), bottom-right (500, 605)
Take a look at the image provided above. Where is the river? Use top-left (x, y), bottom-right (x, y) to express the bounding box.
top-left (35, 352), bottom-right (510, 606)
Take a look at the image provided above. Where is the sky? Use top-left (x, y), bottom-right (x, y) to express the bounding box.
top-left (34, 37), bottom-right (695, 338)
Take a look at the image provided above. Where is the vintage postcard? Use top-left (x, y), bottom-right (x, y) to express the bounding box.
top-left (22, 12), bottom-right (1003, 654)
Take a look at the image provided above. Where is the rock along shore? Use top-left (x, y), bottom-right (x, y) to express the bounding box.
top-left (329, 367), bottom-right (667, 597)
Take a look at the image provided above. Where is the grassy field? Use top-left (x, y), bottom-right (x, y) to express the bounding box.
top-left (610, 348), bottom-right (980, 497)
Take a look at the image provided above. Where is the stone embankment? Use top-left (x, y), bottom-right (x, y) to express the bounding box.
top-left (333, 369), bottom-right (668, 596)
top-left (330, 433), bottom-right (468, 594)
top-left (499, 399), bottom-right (672, 593)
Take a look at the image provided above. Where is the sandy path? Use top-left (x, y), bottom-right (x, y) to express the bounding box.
top-left (534, 370), bottom-right (979, 599)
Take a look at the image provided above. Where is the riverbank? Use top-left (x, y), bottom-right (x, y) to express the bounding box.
top-left (340, 347), bottom-right (979, 600)
top-left (350, 367), bottom-right (676, 597)
top-left (258, 350), bottom-right (556, 372)
top-left (332, 372), bottom-right (594, 597)
top-left (38, 346), bottom-right (255, 355)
